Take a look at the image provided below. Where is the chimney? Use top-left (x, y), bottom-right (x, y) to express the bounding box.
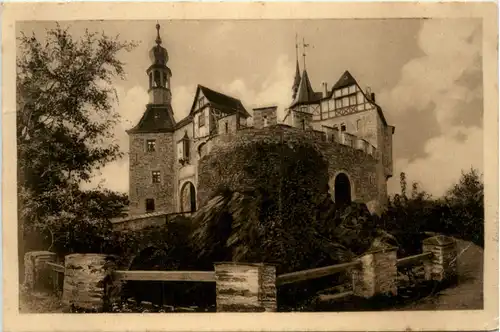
top-left (371, 92), bottom-right (376, 102)
top-left (322, 82), bottom-right (328, 98)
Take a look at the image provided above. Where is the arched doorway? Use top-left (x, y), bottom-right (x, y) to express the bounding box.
top-left (180, 181), bottom-right (197, 213)
top-left (334, 173), bottom-right (351, 209)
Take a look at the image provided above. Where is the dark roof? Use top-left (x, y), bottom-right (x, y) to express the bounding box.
top-left (332, 70), bottom-right (357, 90)
top-left (189, 85), bottom-right (250, 118)
top-left (291, 70), bottom-right (319, 107)
top-left (127, 104), bottom-right (176, 134)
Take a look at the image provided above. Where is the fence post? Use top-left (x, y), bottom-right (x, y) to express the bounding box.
top-left (214, 262), bottom-right (277, 312)
top-left (23, 251), bottom-right (57, 291)
top-left (422, 235), bottom-right (458, 283)
top-left (352, 247), bottom-right (398, 298)
top-left (61, 254), bottom-right (119, 312)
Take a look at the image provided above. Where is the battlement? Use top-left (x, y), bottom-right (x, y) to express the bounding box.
top-left (197, 124), bottom-right (377, 160)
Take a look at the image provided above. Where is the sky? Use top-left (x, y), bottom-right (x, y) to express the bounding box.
top-left (18, 18), bottom-right (483, 197)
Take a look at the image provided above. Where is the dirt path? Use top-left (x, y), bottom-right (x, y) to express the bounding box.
top-left (394, 239), bottom-right (483, 310)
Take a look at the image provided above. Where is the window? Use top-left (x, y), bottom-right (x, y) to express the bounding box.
top-left (348, 85), bottom-right (356, 94)
top-left (300, 106), bottom-right (307, 113)
top-left (225, 122), bottom-right (229, 133)
top-left (342, 97), bottom-right (349, 107)
top-left (152, 171), bottom-right (161, 183)
top-left (301, 119), bottom-right (306, 130)
top-left (341, 123), bottom-right (346, 132)
top-left (198, 97), bottom-right (205, 110)
top-left (183, 138), bottom-right (190, 159)
top-left (335, 99), bottom-right (342, 109)
top-left (198, 113), bottom-right (205, 127)
top-left (263, 116), bottom-right (269, 127)
top-left (356, 119), bottom-right (362, 131)
top-left (149, 72), bottom-right (153, 88)
top-left (154, 71), bottom-right (161, 87)
top-left (146, 139), bottom-right (156, 152)
top-left (145, 199), bottom-right (155, 213)
top-left (349, 95), bottom-right (357, 106)
top-left (342, 87), bottom-right (349, 96)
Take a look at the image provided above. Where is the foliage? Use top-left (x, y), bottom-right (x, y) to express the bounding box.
top-left (378, 168), bottom-right (484, 254)
top-left (17, 24), bottom-right (136, 257)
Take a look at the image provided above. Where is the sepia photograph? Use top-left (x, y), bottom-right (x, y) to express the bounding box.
top-left (3, 2), bottom-right (498, 332)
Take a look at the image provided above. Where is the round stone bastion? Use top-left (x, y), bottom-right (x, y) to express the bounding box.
top-left (197, 125), bottom-right (379, 209)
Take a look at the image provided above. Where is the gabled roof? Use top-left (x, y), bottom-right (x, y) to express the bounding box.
top-left (332, 70), bottom-right (357, 90)
top-left (127, 104), bottom-right (176, 134)
top-left (291, 70), bottom-right (319, 107)
top-left (189, 85), bottom-right (251, 118)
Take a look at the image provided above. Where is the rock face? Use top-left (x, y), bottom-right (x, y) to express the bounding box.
top-left (62, 254), bottom-right (119, 311)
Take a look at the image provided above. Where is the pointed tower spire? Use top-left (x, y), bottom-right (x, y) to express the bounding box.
top-left (292, 33), bottom-right (301, 100)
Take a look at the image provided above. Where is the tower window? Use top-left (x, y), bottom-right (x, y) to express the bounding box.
top-left (154, 71), bottom-right (161, 87)
top-left (183, 137), bottom-right (190, 160)
top-left (152, 171), bottom-right (161, 183)
top-left (145, 199), bottom-right (155, 213)
top-left (341, 123), bottom-right (346, 132)
top-left (225, 122), bottom-right (229, 133)
top-left (146, 139), bottom-right (156, 152)
top-left (149, 72), bottom-right (153, 88)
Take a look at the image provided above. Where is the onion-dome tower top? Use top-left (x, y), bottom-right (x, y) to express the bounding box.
top-left (149, 23), bottom-right (169, 65)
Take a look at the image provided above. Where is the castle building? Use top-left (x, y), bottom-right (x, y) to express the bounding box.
top-left (122, 25), bottom-right (394, 228)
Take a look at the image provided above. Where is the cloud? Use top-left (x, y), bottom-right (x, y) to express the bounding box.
top-left (387, 126), bottom-right (483, 197)
top-left (219, 54), bottom-right (294, 120)
top-left (379, 19), bottom-right (483, 196)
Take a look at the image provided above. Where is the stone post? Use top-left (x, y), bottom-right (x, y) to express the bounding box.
top-left (23, 251), bottom-right (57, 291)
top-left (352, 247), bottom-right (398, 298)
top-left (422, 235), bottom-right (458, 282)
top-left (214, 262), bottom-right (277, 312)
top-left (61, 254), bottom-right (119, 312)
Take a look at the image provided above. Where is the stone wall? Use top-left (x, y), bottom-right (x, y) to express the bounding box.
top-left (197, 125), bottom-right (379, 211)
top-left (129, 132), bottom-right (175, 215)
top-left (61, 254), bottom-right (119, 311)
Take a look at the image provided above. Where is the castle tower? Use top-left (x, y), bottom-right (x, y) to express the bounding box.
top-left (126, 23), bottom-right (177, 216)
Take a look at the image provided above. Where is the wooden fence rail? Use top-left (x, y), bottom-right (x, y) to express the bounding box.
top-left (276, 261), bottom-right (360, 286)
top-left (396, 252), bottom-right (433, 267)
top-left (112, 270), bottom-right (215, 282)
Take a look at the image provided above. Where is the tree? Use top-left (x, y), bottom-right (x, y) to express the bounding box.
top-left (443, 168), bottom-right (484, 246)
top-left (17, 24), bottom-right (136, 255)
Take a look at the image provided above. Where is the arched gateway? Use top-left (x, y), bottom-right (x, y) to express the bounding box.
top-left (334, 173), bottom-right (352, 208)
top-left (180, 181), bottom-right (197, 213)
